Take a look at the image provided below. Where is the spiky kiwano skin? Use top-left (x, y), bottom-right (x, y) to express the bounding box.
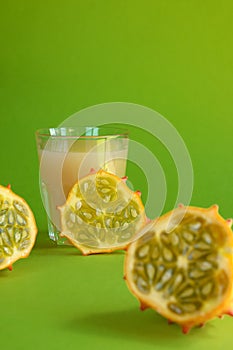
top-left (124, 206), bottom-right (233, 333)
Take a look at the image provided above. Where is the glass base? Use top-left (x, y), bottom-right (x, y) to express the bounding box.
top-left (47, 218), bottom-right (70, 245)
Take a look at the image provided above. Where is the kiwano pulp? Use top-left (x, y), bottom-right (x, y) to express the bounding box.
top-left (59, 170), bottom-right (146, 255)
top-left (0, 185), bottom-right (37, 270)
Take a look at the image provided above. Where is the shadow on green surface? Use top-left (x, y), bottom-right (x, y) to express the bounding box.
top-left (32, 231), bottom-right (79, 255)
top-left (66, 307), bottom-right (214, 346)
top-left (33, 230), bottom-right (125, 257)
top-left (34, 236), bottom-right (81, 256)
top-left (0, 269), bottom-right (11, 278)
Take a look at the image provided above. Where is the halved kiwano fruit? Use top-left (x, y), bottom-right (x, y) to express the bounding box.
top-left (59, 170), bottom-right (146, 255)
top-left (124, 205), bottom-right (233, 333)
top-left (0, 185), bottom-right (38, 270)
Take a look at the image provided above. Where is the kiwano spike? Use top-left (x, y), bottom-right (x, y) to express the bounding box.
top-left (121, 176), bottom-right (128, 182)
top-left (123, 275), bottom-right (126, 280)
top-left (167, 319), bottom-right (174, 325)
top-left (82, 252), bottom-right (89, 257)
top-left (226, 219), bottom-right (233, 227)
top-left (140, 301), bottom-right (149, 311)
top-left (211, 204), bottom-right (219, 212)
top-left (8, 265), bottom-right (13, 271)
top-left (218, 315), bottom-right (224, 319)
top-left (122, 246), bottom-right (128, 251)
top-left (198, 323), bottom-right (205, 328)
top-left (135, 190), bottom-right (141, 197)
top-left (225, 310), bottom-right (233, 317)
top-left (182, 325), bottom-right (191, 334)
top-left (7, 184), bottom-right (11, 189)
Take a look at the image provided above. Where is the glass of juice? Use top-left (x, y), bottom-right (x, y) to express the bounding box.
top-left (35, 127), bottom-right (129, 244)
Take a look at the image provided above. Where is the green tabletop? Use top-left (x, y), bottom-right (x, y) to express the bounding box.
top-left (1, 234), bottom-right (233, 350)
top-left (0, 0), bottom-right (233, 349)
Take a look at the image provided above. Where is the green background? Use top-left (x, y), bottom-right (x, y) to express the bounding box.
top-left (0, 1), bottom-right (233, 349)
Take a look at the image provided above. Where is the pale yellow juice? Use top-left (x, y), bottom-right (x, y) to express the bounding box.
top-left (39, 138), bottom-right (128, 242)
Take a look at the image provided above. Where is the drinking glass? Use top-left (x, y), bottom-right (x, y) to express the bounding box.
top-left (35, 127), bottom-right (129, 244)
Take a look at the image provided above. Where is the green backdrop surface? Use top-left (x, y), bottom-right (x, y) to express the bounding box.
top-left (0, 1), bottom-right (233, 349)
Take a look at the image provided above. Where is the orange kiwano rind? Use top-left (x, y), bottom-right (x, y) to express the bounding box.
top-left (0, 185), bottom-right (38, 270)
top-left (124, 205), bottom-right (233, 333)
top-left (59, 170), bottom-right (146, 255)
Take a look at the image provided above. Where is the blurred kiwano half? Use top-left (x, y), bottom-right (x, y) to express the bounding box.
top-left (124, 205), bottom-right (233, 333)
top-left (0, 185), bottom-right (37, 270)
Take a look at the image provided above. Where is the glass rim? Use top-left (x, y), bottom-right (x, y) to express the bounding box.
top-left (35, 126), bottom-right (129, 139)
